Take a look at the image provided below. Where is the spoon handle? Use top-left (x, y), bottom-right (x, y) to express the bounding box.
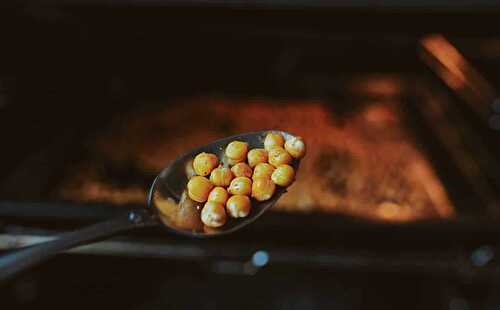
top-left (0, 209), bottom-right (157, 283)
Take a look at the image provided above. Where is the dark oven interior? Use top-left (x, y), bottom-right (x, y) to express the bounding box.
top-left (1, 4), bottom-right (500, 309)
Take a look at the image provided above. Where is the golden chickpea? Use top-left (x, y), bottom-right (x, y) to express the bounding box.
top-left (228, 176), bottom-right (252, 196)
top-left (247, 148), bottom-right (268, 168)
top-left (284, 136), bottom-right (306, 159)
top-left (192, 152), bottom-right (218, 176)
top-left (231, 162), bottom-right (253, 178)
top-left (268, 146), bottom-right (292, 167)
top-left (251, 177), bottom-right (276, 201)
top-left (264, 132), bottom-right (285, 151)
top-left (201, 201), bottom-right (227, 227)
top-left (271, 164), bottom-right (295, 187)
top-left (207, 186), bottom-right (229, 205)
top-left (226, 195), bottom-right (251, 218)
top-left (209, 167), bottom-right (234, 187)
top-left (252, 163), bottom-right (275, 180)
top-left (225, 141), bottom-right (248, 161)
top-left (187, 176), bottom-right (213, 203)
top-left (227, 156), bottom-right (245, 166)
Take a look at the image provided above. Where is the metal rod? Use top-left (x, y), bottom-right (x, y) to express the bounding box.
top-left (0, 209), bottom-right (157, 283)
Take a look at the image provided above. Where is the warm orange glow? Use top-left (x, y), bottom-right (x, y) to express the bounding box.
top-left (347, 75), bottom-right (402, 98)
top-left (420, 34), bottom-right (494, 119)
top-left (421, 34), bottom-right (467, 88)
top-left (58, 95), bottom-right (455, 222)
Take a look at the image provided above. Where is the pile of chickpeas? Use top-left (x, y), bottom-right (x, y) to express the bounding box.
top-left (186, 132), bottom-right (306, 228)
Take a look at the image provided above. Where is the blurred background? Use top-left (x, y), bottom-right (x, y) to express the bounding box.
top-left (1, 1), bottom-right (500, 309)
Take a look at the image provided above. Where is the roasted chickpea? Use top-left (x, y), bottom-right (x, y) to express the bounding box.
top-left (227, 156), bottom-right (245, 166)
top-left (251, 177), bottom-right (276, 202)
top-left (226, 195), bottom-right (251, 218)
top-left (231, 162), bottom-right (253, 178)
top-left (284, 136), bottom-right (306, 159)
top-left (192, 152), bottom-right (218, 176)
top-left (203, 225), bottom-right (221, 234)
top-left (228, 176), bottom-right (252, 196)
top-left (271, 164), bottom-right (295, 187)
top-left (201, 201), bottom-right (227, 227)
top-left (207, 186), bottom-right (229, 205)
top-left (252, 163), bottom-right (275, 180)
top-left (264, 132), bottom-right (285, 151)
top-left (209, 167), bottom-right (234, 187)
top-left (187, 176), bottom-right (214, 203)
top-left (225, 141), bottom-right (248, 161)
top-left (268, 146), bottom-right (292, 167)
top-left (247, 148), bottom-right (268, 168)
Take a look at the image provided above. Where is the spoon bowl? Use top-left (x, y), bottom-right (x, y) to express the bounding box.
top-left (148, 130), bottom-right (302, 237)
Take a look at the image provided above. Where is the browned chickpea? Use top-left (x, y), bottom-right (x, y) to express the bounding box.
top-left (192, 152), bottom-right (218, 176)
top-left (247, 148), bottom-right (268, 168)
top-left (252, 163), bottom-right (275, 180)
top-left (187, 176), bottom-right (213, 203)
top-left (201, 201), bottom-right (227, 227)
top-left (264, 132), bottom-right (285, 151)
top-left (231, 162), bottom-right (253, 178)
top-left (203, 225), bottom-right (221, 234)
top-left (271, 164), bottom-right (295, 187)
top-left (268, 146), bottom-right (292, 167)
top-left (209, 167), bottom-right (234, 187)
top-left (251, 177), bottom-right (276, 201)
top-left (228, 176), bottom-right (252, 196)
top-left (226, 195), bottom-right (251, 218)
top-left (284, 136), bottom-right (306, 159)
top-left (207, 186), bottom-right (229, 205)
top-left (226, 156), bottom-right (245, 166)
top-left (225, 141), bottom-right (248, 161)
